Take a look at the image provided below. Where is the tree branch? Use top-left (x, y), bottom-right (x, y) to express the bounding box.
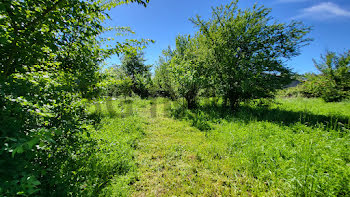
top-left (23, 0), bottom-right (64, 31)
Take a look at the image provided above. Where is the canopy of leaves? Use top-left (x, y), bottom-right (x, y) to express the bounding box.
top-left (304, 50), bottom-right (350, 102)
top-left (153, 47), bottom-right (176, 98)
top-left (0, 0), bottom-right (150, 195)
top-left (168, 35), bottom-right (204, 108)
top-left (189, 0), bottom-right (312, 107)
top-left (120, 51), bottom-right (152, 98)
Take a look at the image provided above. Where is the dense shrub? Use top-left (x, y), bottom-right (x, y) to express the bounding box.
top-left (302, 74), bottom-right (345, 102)
top-left (99, 67), bottom-right (133, 99)
top-left (0, 70), bottom-right (96, 195)
top-left (0, 0), bottom-right (150, 195)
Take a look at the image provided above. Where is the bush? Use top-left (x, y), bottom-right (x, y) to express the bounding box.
top-left (0, 71), bottom-right (97, 196)
top-left (305, 50), bottom-right (350, 102)
top-left (0, 0), bottom-right (150, 195)
top-left (279, 70), bottom-right (349, 102)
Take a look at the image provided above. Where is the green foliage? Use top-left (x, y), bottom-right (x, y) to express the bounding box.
top-left (168, 35), bottom-right (204, 109)
top-left (0, 70), bottom-right (96, 196)
top-left (312, 50), bottom-right (350, 102)
top-left (279, 50), bottom-right (350, 102)
top-left (120, 51), bottom-right (152, 98)
top-left (0, 0), bottom-right (150, 195)
top-left (153, 47), bottom-right (176, 99)
top-left (189, 0), bottom-right (311, 108)
top-left (99, 67), bottom-right (133, 98)
top-left (154, 0), bottom-right (311, 109)
top-left (278, 85), bottom-right (304, 98)
top-left (133, 72), bottom-right (153, 98)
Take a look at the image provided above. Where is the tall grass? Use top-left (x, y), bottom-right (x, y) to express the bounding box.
top-left (85, 98), bottom-right (147, 196)
top-left (170, 97), bottom-right (350, 196)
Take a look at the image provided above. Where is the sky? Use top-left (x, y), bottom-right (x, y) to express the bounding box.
top-left (103, 0), bottom-right (350, 74)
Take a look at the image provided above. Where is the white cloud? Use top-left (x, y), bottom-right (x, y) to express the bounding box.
top-left (295, 2), bottom-right (350, 20)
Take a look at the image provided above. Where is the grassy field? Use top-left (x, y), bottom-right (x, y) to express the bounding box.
top-left (89, 97), bottom-right (350, 196)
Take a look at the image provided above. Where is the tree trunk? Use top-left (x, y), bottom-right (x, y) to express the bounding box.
top-left (186, 96), bottom-right (197, 109)
top-left (223, 97), bottom-right (228, 107)
top-left (225, 91), bottom-right (239, 110)
top-left (229, 94), bottom-right (239, 110)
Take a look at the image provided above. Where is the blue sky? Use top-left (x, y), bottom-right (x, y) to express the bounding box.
top-left (104, 0), bottom-right (350, 74)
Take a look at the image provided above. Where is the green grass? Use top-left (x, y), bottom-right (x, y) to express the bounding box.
top-left (87, 97), bottom-right (350, 196)
top-left (208, 119), bottom-right (350, 196)
top-left (85, 98), bottom-right (149, 196)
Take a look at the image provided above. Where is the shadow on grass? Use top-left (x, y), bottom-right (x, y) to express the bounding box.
top-left (185, 102), bottom-right (350, 132)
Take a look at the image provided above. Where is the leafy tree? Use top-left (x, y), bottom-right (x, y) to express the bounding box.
top-left (100, 67), bottom-right (133, 99)
top-left (153, 47), bottom-right (176, 98)
top-left (190, 0), bottom-right (312, 108)
top-left (310, 50), bottom-right (350, 101)
top-left (120, 51), bottom-right (152, 98)
top-left (0, 0), bottom-right (150, 195)
top-left (169, 35), bottom-right (204, 109)
top-left (278, 50), bottom-right (350, 102)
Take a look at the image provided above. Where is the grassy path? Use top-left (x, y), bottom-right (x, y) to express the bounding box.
top-left (130, 103), bottom-right (238, 196)
top-left (123, 98), bottom-right (350, 196)
top-left (89, 98), bottom-right (350, 196)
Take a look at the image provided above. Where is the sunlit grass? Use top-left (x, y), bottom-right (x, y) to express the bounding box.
top-left (168, 97), bottom-right (350, 196)
top-left (87, 97), bottom-right (350, 196)
top-left (85, 98), bottom-right (149, 196)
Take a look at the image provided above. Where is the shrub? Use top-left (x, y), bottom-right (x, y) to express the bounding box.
top-left (0, 0), bottom-right (150, 195)
top-left (279, 50), bottom-right (350, 102)
top-left (309, 50), bottom-right (350, 102)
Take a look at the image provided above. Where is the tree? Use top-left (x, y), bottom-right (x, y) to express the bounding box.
top-left (0, 0), bottom-right (150, 78)
top-left (153, 47), bottom-right (176, 98)
top-left (308, 50), bottom-right (350, 101)
top-left (0, 0), bottom-right (150, 195)
top-left (169, 35), bottom-right (204, 109)
top-left (190, 0), bottom-right (312, 108)
top-left (120, 51), bottom-right (152, 98)
top-left (100, 67), bottom-right (133, 99)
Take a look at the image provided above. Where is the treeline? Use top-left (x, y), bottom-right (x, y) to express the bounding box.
top-left (102, 52), bottom-right (152, 99)
top-left (103, 1), bottom-right (349, 106)
top-left (103, 0), bottom-right (312, 109)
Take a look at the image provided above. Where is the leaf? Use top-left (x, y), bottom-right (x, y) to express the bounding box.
top-left (27, 137), bottom-right (40, 149)
top-left (12, 146), bottom-right (24, 158)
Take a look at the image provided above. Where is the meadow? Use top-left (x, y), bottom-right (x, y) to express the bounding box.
top-left (88, 97), bottom-right (350, 196)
